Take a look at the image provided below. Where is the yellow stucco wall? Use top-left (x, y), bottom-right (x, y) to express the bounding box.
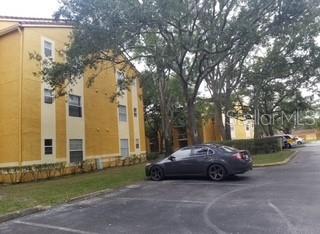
top-left (202, 119), bottom-right (223, 143)
top-left (0, 22), bottom-right (146, 166)
top-left (234, 119), bottom-right (246, 139)
top-left (137, 80), bottom-right (146, 152)
top-left (56, 95), bottom-right (67, 159)
top-left (127, 90), bottom-right (135, 152)
top-left (84, 65), bottom-right (120, 157)
top-left (21, 27), bottom-right (71, 162)
top-left (0, 31), bottom-right (21, 165)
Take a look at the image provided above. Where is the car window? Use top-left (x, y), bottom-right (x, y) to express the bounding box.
top-left (171, 148), bottom-right (192, 160)
top-left (219, 145), bottom-right (237, 153)
top-left (193, 147), bottom-right (208, 156)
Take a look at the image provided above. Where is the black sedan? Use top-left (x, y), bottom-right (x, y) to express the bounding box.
top-left (145, 144), bottom-right (252, 181)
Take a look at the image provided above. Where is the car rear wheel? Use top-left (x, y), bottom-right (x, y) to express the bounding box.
top-left (208, 164), bottom-right (226, 181)
top-left (150, 166), bottom-right (164, 181)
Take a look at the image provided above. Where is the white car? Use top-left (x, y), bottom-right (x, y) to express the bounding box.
top-left (295, 136), bottom-right (305, 145)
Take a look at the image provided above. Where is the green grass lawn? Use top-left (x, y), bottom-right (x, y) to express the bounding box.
top-left (0, 164), bottom-right (146, 215)
top-left (253, 150), bottom-right (294, 165)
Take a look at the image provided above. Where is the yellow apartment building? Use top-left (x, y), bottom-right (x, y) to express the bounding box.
top-left (202, 117), bottom-right (254, 144)
top-left (0, 16), bottom-right (146, 168)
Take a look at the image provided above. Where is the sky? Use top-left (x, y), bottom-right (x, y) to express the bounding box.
top-left (0, 0), bottom-right (60, 18)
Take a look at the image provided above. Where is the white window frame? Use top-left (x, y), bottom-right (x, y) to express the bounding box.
top-left (119, 105), bottom-right (127, 122)
top-left (69, 94), bottom-right (82, 117)
top-left (69, 139), bottom-right (84, 163)
top-left (41, 37), bottom-right (55, 61)
top-left (44, 139), bottom-right (53, 155)
top-left (44, 88), bottom-right (54, 104)
top-left (133, 107), bottom-right (138, 117)
top-left (116, 71), bottom-right (125, 85)
top-left (120, 139), bottom-right (129, 158)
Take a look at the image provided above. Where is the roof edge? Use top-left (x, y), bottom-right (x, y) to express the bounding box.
top-left (0, 15), bottom-right (71, 27)
top-left (0, 23), bottom-right (20, 37)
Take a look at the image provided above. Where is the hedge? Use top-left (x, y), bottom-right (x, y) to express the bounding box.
top-left (215, 137), bottom-right (283, 155)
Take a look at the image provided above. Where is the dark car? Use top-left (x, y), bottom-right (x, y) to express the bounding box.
top-left (145, 144), bottom-right (252, 181)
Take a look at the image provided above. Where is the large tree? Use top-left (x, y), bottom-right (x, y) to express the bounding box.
top-left (38, 0), bottom-right (320, 143)
top-left (41, 0), bottom-right (286, 144)
top-left (244, 1), bottom-right (320, 137)
top-left (206, 0), bottom-right (320, 140)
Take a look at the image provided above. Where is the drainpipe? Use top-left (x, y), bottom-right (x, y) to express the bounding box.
top-left (18, 26), bottom-right (23, 166)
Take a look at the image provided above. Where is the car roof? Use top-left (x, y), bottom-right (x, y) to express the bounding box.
top-left (180, 144), bottom-right (220, 150)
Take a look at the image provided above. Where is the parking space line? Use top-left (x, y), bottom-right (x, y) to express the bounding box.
top-left (117, 197), bottom-right (208, 204)
top-left (268, 201), bottom-right (297, 234)
top-left (162, 181), bottom-right (253, 186)
top-left (13, 220), bottom-right (98, 234)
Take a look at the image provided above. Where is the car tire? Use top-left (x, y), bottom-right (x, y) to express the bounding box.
top-left (297, 141), bottom-right (302, 145)
top-left (208, 164), bottom-right (226, 181)
top-left (150, 166), bottom-right (164, 181)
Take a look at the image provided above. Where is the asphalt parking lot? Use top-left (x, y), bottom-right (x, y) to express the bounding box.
top-left (1, 142), bottom-right (320, 234)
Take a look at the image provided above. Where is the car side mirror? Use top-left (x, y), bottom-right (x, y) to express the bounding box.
top-left (168, 155), bottom-right (176, 161)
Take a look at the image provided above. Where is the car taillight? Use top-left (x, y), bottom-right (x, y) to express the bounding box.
top-left (232, 153), bottom-right (242, 160)
top-left (232, 152), bottom-right (248, 160)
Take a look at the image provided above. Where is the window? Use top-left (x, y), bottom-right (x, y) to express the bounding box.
top-left (119, 105), bottom-right (127, 122)
top-left (219, 145), bottom-right (237, 153)
top-left (70, 139), bottom-right (83, 163)
top-left (246, 124), bottom-right (250, 131)
top-left (69, 95), bottom-right (82, 117)
top-left (193, 147), bottom-right (208, 156)
top-left (44, 40), bottom-right (53, 58)
top-left (133, 107), bottom-right (137, 117)
top-left (44, 89), bottom-right (54, 104)
top-left (44, 139), bottom-right (53, 155)
top-left (120, 139), bottom-right (129, 157)
top-left (171, 148), bottom-right (192, 160)
top-left (136, 138), bottom-right (140, 149)
top-left (117, 71), bottom-right (125, 85)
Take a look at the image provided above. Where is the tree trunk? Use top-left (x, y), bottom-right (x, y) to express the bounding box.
top-left (267, 123), bottom-right (274, 136)
top-left (224, 114), bottom-right (232, 140)
top-left (254, 108), bottom-right (262, 138)
top-left (214, 102), bottom-right (226, 141)
top-left (223, 97), bottom-right (232, 140)
top-left (159, 94), bottom-right (173, 155)
top-left (187, 99), bottom-right (200, 144)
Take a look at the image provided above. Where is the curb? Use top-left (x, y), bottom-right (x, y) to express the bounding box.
top-left (0, 188), bottom-right (115, 224)
top-left (0, 206), bottom-right (49, 223)
top-left (67, 188), bottom-right (114, 203)
top-left (253, 151), bottom-right (298, 168)
top-left (0, 183), bottom-right (144, 224)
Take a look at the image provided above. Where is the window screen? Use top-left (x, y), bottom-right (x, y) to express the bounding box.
top-left (69, 95), bottom-right (82, 117)
top-left (70, 139), bottom-right (83, 163)
top-left (120, 139), bottom-right (129, 157)
top-left (44, 139), bottom-right (53, 155)
top-left (119, 105), bottom-right (127, 122)
top-left (44, 89), bottom-right (54, 104)
top-left (44, 40), bottom-right (53, 58)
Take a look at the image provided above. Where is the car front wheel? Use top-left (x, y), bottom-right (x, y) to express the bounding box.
top-left (208, 164), bottom-right (226, 181)
top-left (150, 166), bottom-right (164, 181)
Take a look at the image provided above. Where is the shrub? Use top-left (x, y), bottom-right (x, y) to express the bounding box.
top-left (215, 137), bottom-right (282, 155)
top-left (146, 152), bottom-right (164, 161)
